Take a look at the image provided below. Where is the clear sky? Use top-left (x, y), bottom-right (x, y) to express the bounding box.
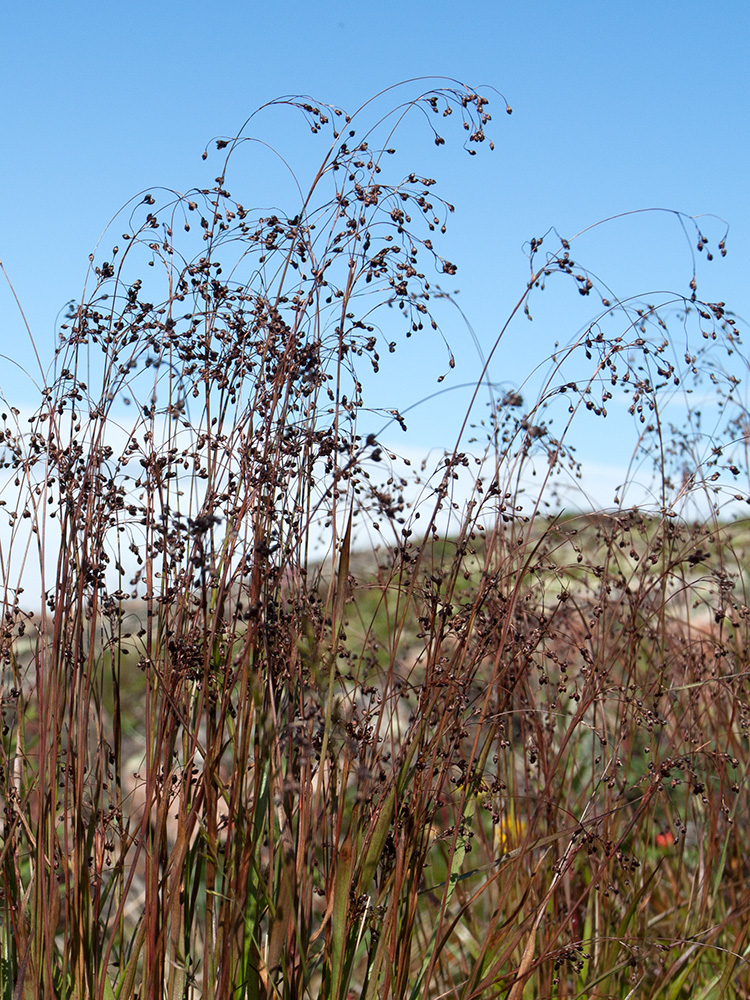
top-left (1, 1), bottom-right (748, 508)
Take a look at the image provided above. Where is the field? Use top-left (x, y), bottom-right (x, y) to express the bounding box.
top-left (1, 82), bottom-right (749, 999)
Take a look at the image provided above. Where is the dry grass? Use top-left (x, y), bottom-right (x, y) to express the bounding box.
top-left (1, 80), bottom-right (749, 999)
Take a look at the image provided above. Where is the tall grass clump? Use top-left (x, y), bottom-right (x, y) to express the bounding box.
top-left (1, 79), bottom-right (750, 999)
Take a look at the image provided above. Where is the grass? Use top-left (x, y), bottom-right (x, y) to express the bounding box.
top-left (0, 79), bottom-right (749, 999)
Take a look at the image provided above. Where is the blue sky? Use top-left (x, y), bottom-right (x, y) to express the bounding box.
top-left (1, 1), bottom-right (748, 505)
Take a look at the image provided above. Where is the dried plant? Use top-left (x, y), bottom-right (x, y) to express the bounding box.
top-left (0, 79), bottom-right (749, 1000)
